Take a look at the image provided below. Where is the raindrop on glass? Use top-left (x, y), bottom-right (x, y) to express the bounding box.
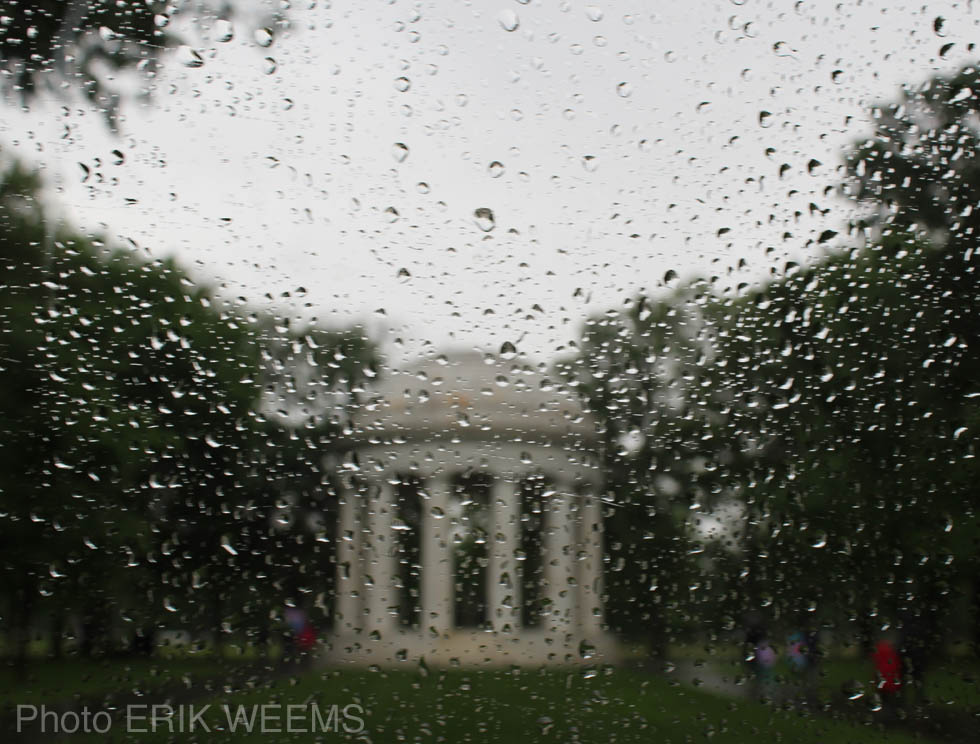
top-left (177, 46), bottom-right (205, 68)
top-left (474, 207), bottom-right (496, 232)
top-left (254, 27), bottom-right (274, 47)
top-left (214, 19), bottom-right (234, 42)
top-left (498, 9), bottom-right (520, 32)
top-left (392, 142), bottom-right (410, 162)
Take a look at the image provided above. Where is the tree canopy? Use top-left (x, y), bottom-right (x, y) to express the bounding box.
top-left (0, 158), bottom-right (378, 663)
top-left (568, 61), bottom-right (980, 652)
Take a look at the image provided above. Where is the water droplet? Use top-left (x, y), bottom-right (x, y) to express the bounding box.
top-left (392, 142), bottom-right (409, 162)
top-left (498, 9), bottom-right (520, 32)
top-left (214, 19), bottom-right (234, 42)
top-left (758, 110), bottom-right (772, 127)
top-left (488, 160), bottom-right (505, 178)
top-left (254, 27), bottom-right (274, 47)
top-left (394, 76), bottom-right (411, 92)
top-left (397, 267), bottom-right (412, 282)
top-left (177, 46), bottom-right (204, 68)
top-left (616, 81), bottom-right (632, 98)
top-left (431, 506), bottom-right (445, 519)
top-left (385, 206), bottom-right (400, 222)
top-left (773, 40), bottom-right (795, 57)
top-left (585, 5), bottom-right (603, 22)
top-left (500, 341), bottom-right (517, 360)
top-left (111, 149), bottom-right (124, 165)
top-left (154, 13), bottom-right (170, 28)
top-left (262, 57), bottom-right (277, 74)
top-left (473, 207), bottom-right (495, 232)
top-left (582, 155), bottom-right (598, 172)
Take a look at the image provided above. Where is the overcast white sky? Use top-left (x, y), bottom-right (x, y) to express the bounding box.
top-left (4, 0), bottom-right (978, 362)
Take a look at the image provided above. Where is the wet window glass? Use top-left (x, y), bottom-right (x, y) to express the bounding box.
top-left (2, 1), bottom-right (980, 741)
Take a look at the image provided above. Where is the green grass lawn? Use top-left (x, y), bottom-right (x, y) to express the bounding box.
top-left (53, 665), bottom-right (938, 744)
top-left (0, 643), bottom-right (291, 710)
top-left (0, 636), bottom-right (294, 708)
top-left (0, 657), bottom-right (233, 706)
top-left (6, 648), bottom-right (974, 742)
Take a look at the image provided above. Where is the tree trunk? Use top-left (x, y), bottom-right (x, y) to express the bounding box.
top-left (50, 611), bottom-right (64, 660)
top-left (211, 595), bottom-right (224, 657)
top-left (856, 604), bottom-right (875, 656)
top-left (80, 602), bottom-right (108, 657)
top-left (973, 573), bottom-right (980, 659)
top-left (648, 606), bottom-right (669, 662)
top-left (11, 577), bottom-right (36, 679)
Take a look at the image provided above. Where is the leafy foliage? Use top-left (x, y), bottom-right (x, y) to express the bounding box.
top-left (0, 159), bottom-right (378, 661)
top-left (569, 62), bottom-right (980, 653)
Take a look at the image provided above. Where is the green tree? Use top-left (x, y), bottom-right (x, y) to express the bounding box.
top-left (558, 286), bottom-right (723, 657)
top-left (841, 61), bottom-right (980, 651)
top-left (0, 158), bottom-right (379, 667)
top-left (0, 0), bottom-right (248, 127)
top-left (568, 63), bottom-right (980, 661)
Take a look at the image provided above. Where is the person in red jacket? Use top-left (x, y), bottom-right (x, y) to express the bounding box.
top-left (297, 621), bottom-right (316, 652)
top-left (873, 639), bottom-right (902, 695)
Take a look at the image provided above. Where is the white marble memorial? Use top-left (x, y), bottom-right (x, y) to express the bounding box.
top-left (322, 350), bottom-right (618, 666)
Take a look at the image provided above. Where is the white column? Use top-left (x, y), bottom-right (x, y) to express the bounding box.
top-left (422, 472), bottom-right (453, 636)
top-left (488, 473), bottom-right (520, 632)
top-left (335, 488), bottom-right (363, 635)
top-left (365, 478), bottom-right (398, 638)
top-left (545, 481), bottom-right (576, 637)
top-left (577, 485), bottom-right (604, 636)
